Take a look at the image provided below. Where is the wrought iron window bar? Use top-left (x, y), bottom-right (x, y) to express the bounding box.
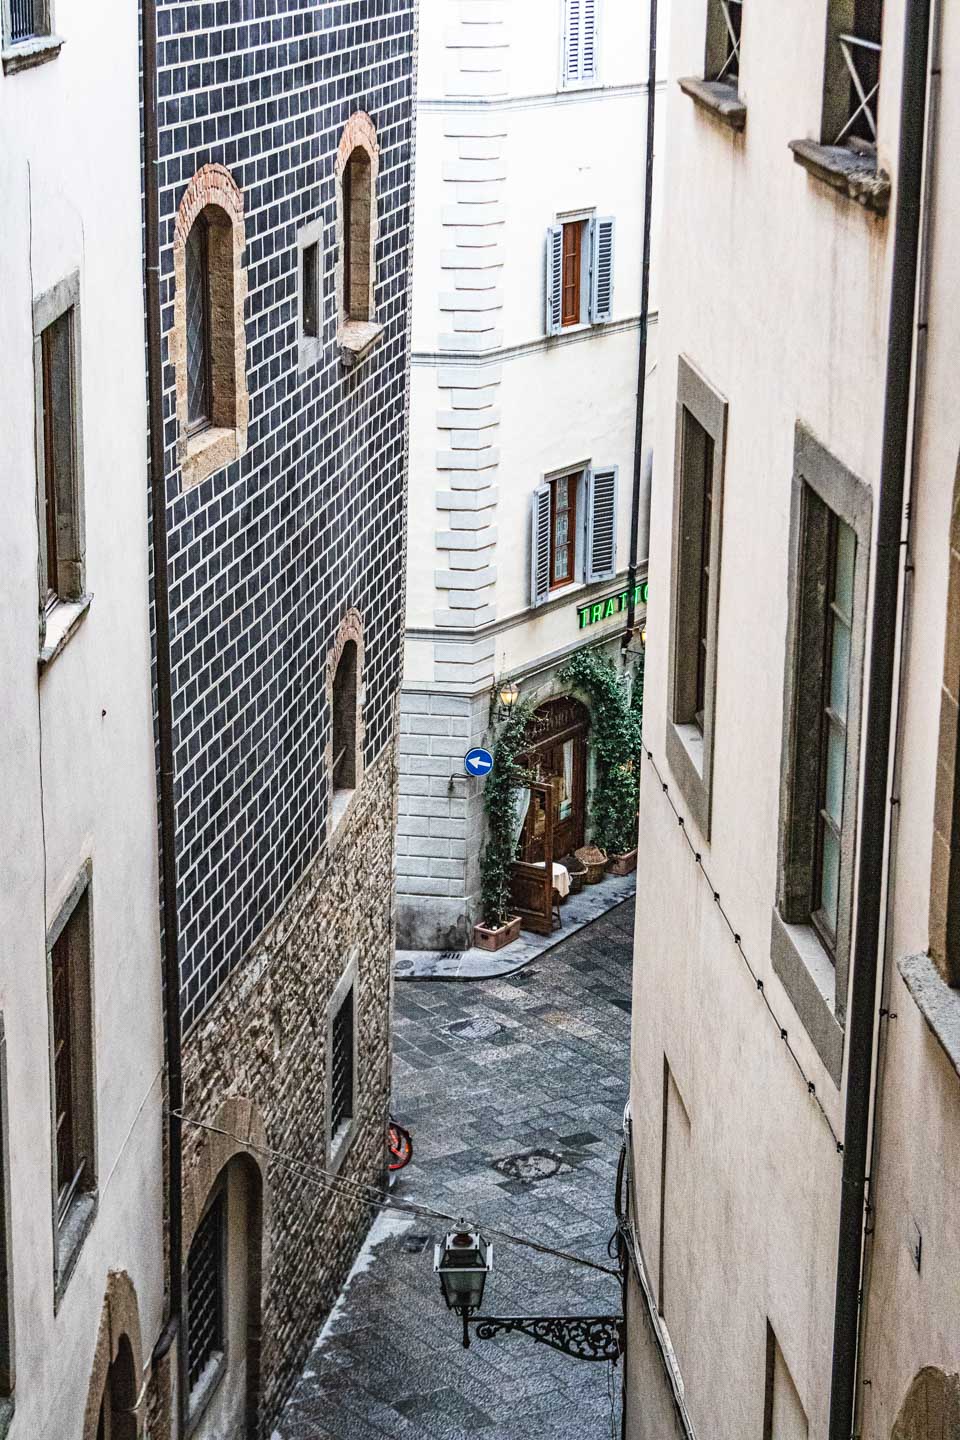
top-left (9, 0), bottom-right (39, 42)
top-left (835, 32), bottom-right (881, 144)
top-left (716, 0), bottom-right (742, 84)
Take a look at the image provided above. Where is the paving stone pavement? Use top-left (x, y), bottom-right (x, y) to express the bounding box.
top-left (275, 898), bottom-right (635, 1440)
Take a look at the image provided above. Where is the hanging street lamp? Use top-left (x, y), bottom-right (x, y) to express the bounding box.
top-left (494, 677), bottom-right (520, 721)
top-left (434, 1224), bottom-right (625, 1362)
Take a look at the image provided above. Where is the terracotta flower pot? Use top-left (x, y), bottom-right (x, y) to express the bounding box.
top-left (607, 848), bottom-right (638, 877)
top-left (473, 915), bottom-right (522, 952)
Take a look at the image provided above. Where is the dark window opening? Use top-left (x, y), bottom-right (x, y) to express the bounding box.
top-left (186, 1191), bottom-right (225, 1396)
top-left (51, 888), bottom-right (93, 1226)
top-left (302, 241), bottom-right (319, 339)
top-left (330, 987), bottom-right (355, 1138)
top-left (549, 472), bottom-right (579, 588)
top-left (9, 0), bottom-right (44, 43)
top-left (832, 0), bottom-right (883, 145)
top-left (561, 221), bottom-right (583, 327)
top-left (343, 148), bottom-right (372, 323)
top-left (40, 307), bottom-right (78, 605)
top-left (185, 215), bottom-right (213, 432)
top-left (332, 642), bottom-right (358, 794)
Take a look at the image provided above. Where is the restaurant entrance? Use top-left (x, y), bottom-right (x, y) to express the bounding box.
top-left (518, 696), bottom-right (590, 862)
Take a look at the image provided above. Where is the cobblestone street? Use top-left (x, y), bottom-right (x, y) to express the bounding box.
top-left (276, 897), bottom-right (635, 1439)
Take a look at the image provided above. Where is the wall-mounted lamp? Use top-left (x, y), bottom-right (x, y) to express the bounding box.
top-left (494, 678), bottom-right (520, 721)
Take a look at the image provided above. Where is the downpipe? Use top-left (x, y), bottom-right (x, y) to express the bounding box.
top-left (141, 0), bottom-right (185, 1416)
top-left (827, 1), bottom-right (932, 1435)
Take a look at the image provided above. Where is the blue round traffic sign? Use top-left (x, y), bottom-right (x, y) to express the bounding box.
top-left (464, 747), bottom-right (494, 777)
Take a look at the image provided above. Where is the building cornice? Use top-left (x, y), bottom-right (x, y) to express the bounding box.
top-left (418, 79), bottom-right (667, 115)
top-left (412, 312), bottom-right (657, 369)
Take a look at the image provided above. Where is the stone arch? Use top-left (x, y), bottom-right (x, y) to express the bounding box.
top-left (82, 1270), bottom-right (145, 1440)
top-left (891, 1367), bottom-right (960, 1440)
top-left (930, 456), bottom-right (960, 985)
top-left (181, 1095), bottom-right (266, 1439)
top-left (334, 112), bottom-right (379, 330)
top-left (172, 163), bottom-right (249, 490)
top-left (326, 608), bottom-right (366, 838)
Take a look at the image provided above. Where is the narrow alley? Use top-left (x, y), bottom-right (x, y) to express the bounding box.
top-left (276, 899), bottom-right (635, 1440)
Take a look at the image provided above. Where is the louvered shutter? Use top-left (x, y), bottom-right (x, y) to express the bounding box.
top-left (564, 0), bottom-right (581, 81)
top-left (589, 217), bottom-right (615, 323)
top-left (581, 0), bottom-right (597, 80)
top-left (585, 465), bottom-right (618, 581)
top-left (545, 225), bottom-right (563, 335)
top-left (563, 0), bottom-right (597, 83)
top-left (531, 484), bottom-right (552, 606)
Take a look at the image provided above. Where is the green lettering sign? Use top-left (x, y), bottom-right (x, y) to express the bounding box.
top-left (576, 580), bottom-right (650, 630)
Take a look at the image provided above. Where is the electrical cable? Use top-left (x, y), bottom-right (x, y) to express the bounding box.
top-left (171, 1110), bottom-right (622, 1279)
top-left (641, 747), bottom-right (844, 1153)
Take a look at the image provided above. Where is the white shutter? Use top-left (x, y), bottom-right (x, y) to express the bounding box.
top-left (545, 225), bottom-right (563, 335)
top-left (564, 0), bottom-right (597, 83)
top-left (582, 0), bottom-right (597, 80)
top-left (589, 216), bottom-right (615, 323)
top-left (531, 484), bottom-right (552, 606)
top-left (585, 465), bottom-right (618, 581)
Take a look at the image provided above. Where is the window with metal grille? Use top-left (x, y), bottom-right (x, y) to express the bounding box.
top-left (823, 0), bottom-right (883, 147)
top-left (186, 1191), bottom-right (225, 1395)
top-left (48, 881), bottom-right (94, 1229)
top-left (7, 0), bottom-right (48, 44)
top-left (185, 216), bottom-right (212, 432)
top-left (332, 642), bottom-right (358, 795)
top-left (706, 0), bottom-right (742, 86)
top-left (330, 986), bottom-right (355, 1139)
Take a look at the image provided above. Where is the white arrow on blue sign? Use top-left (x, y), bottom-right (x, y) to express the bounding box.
top-left (464, 747), bottom-right (494, 777)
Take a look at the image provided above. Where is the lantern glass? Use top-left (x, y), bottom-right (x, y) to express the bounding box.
top-left (498, 680), bottom-right (519, 711)
top-left (434, 1229), bottom-right (492, 1313)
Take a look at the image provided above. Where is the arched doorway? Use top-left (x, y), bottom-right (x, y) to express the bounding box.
top-left (519, 696), bottom-right (590, 862)
top-left (82, 1272), bottom-right (145, 1440)
top-left (891, 1367), bottom-right (960, 1439)
top-left (96, 1335), bottom-right (137, 1440)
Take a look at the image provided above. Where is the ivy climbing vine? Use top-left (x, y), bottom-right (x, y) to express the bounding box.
top-left (557, 649), bottom-right (643, 855)
top-left (479, 697), bottom-right (538, 929)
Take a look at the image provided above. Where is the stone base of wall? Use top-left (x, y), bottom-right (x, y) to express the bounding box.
top-left (179, 741), bottom-right (397, 1435)
top-left (396, 892), bottom-right (478, 951)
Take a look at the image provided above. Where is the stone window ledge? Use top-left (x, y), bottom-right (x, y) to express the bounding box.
top-left (665, 719), bottom-right (711, 840)
top-left (186, 1351), bottom-right (227, 1438)
top-left (0, 1397), bottom-right (13, 1440)
top-left (54, 1190), bottom-right (97, 1311)
top-left (339, 320), bottom-right (384, 370)
top-left (899, 953), bottom-right (960, 1082)
top-left (679, 77), bottom-right (747, 133)
top-left (181, 425), bottom-right (241, 492)
top-left (770, 909), bottom-right (843, 1086)
top-left (39, 593), bottom-right (92, 672)
top-left (788, 139), bottom-right (891, 215)
top-left (2, 34), bottom-right (64, 74)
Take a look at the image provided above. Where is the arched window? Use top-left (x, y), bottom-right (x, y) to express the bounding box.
top-left (173, 165), bottom-right (249, 490)
top-left (327, 611), bottom-right (364, 835)
top-left (95, 1336), bottom-right (137, 1440)
top-left (335, 114), bottom-right (381, 366)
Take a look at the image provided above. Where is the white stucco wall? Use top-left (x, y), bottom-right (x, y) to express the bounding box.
top-left (0, 0), bottom-right (165, 1430)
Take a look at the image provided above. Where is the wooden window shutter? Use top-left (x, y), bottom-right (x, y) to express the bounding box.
top-left (563, 0), bottom-right (597, 83)
top-left (531, 484), bottom-right (552, 605)
top-left (585, 465), bottom-right (618, 581)
top-left (582, 0), bottom-right (597, 80)
top-left (545, 225), bottom-right (564, 335)
top-left (589, 217), bottom-right (615, 323)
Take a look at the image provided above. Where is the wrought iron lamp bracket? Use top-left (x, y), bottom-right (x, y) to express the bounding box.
top-left (461, 1311), bottom-right (624, 1362)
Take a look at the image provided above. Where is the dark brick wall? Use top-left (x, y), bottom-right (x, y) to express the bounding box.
top-left (151, 0), bottom-right (414, 1029)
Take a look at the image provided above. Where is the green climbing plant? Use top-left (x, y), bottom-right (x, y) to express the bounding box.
top-left (631, 650), bottom-right (645, 741)
top-left (557, 649), bottom-right (642, 855)
top-left (479, 696), bottom-right (538, 929)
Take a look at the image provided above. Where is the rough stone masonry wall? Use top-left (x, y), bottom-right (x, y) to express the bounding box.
top-left (180, 740), bottom-right (396, 1436)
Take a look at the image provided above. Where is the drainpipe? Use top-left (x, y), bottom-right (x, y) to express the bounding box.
top-left (850, 1), bottom-right (941, 1433)
top-left (622, 0), bottom-right (658, 660)
top-left (142, 0), bottom-right (185, 1403)
top-left (828, 1), bottom-right (931, 1435)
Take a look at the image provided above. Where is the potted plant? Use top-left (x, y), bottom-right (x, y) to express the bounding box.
top-left (474, 696), bottom-right (537, 951)
top-left (558, 650), bottom-right (643, 874)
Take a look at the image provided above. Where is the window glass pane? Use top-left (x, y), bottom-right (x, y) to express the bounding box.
top-left (819, 825), bottom-right (841, 933)
top-left (829, 614), bottom-right (851, 719)
top-left (41, 310), bottom-right (75, 597)
top-left (555, 544), bottom-right (569, 576)
top-left (186, 221), bottom-right (211, 427)
top-left (824, 720), bottom-right (846, 826)
top-left (331, 989), bottom-right (354, 1135)
top-left (834, 519), bottom-right (856, 619)
top-left (302, 241), bottom-right (319, 339)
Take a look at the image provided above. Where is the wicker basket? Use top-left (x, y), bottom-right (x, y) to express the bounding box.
top-left (562, 855), bottom-right (587, 895)
top-left (575, 845), bottom-right (608, 885)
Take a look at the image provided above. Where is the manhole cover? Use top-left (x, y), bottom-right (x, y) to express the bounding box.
top-left (493, 1149), bottom-right (572, 1183)
top-left (445, 1016), bottom-right (503, 1041)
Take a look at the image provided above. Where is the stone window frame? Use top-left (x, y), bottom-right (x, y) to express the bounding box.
top-left (665, 356), bottom-right (727, 842)
top-left (325, 609), bottom-right (365, 844)
top-left (678, 0), bottom-right (747, 132)
top-left (172, 164), bottom-right (249, 493)
top-left (325, 956), bottom-right (359, 1177)
top-left (34, 270), bottom-right (92, 671)
top-left (771, 424), bottom-right (871, 1086)
top-left (929, 456), bottom-right (960, 990)
top-left (296, 218), bottom-right (323, 372)
top-left (1, 0), bottom-right (63, 75)
top-left (183, 1178), bottom-right (228, 1435)
top-left (335, 112), bottom-right (384, 369)
top-left (46, 859), bottom-right (98, 1310)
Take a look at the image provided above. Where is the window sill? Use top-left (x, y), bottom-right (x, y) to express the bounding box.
top-left (54, 1190), bottom-right (97, 1311)
top-left (788, 139), bottom-right (891, 216)
top-left (39, 593), bottom-right (92, 672)
top-left (181, 424), bottom-right (242, 492)
top-left (0, 1398), bottom-right (13, 1440)
top-left (186, 1350), bottom-right (227, 1438)
top-left (339, 320), bottom-right (385, 370)
top-left (665, 719), bottom-right (711, 840)
top-left (899, 953), bottom-right (960, 1083)
top-left (678, 76), bottom-right (747, 132)
top-left (2, 33), bottom-right (64, 74)
top-left (770, 909), bottom-right (843, 1086)
top-left (328, 1115), bottom-right (359, 1176)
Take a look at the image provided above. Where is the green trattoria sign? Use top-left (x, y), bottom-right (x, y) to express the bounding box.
top-left (577, 581), bottom-right (649, 629)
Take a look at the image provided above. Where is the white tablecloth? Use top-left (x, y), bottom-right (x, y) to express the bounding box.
top-left (531, 861), bottom-right (570, 899)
